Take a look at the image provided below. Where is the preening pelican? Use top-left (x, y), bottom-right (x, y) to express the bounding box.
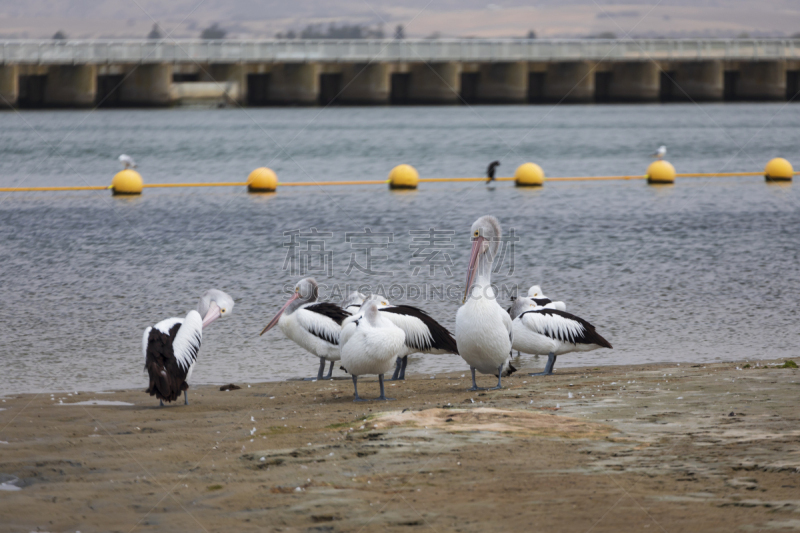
top-left (143, 289), bottom-right (234, 406)
top-left (119, 154), bottom-right (137, 169)
top-left (340, 300), bottom-right (406, 401)
top-left (260, 278), bottom-right (350, 380)
top-left (509, 297), bottom-right (612, 376)
top-left (341, 293), bottom-right (458, 381)
top-left (455, 215), bottom-right (516, 391)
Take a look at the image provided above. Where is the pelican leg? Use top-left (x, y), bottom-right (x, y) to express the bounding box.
top-left (159, 400), bottom-right (164, 407)
top-left (529, 353), bottom-right (557, 376)
top-left (352, 375), bottom-right (368, 402)
top-left (389, 358), bottom-right (402, 381)
top-left (468, 367), bottom-right (488, 392)
top-left (184, 390), bottom-right (189, 405)
top-left (398, 357), bottom-right (408, 381)
top-left (304, 358), bottom-right (327, 381)
top-left (377, 374), bottom-right (395, 401)
top-left (487, 364), bottom-right (504, 391)
top-left (322, 360), bottom-right (335, 380)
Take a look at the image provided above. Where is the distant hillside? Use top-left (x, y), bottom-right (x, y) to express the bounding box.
top-left (1, 0), bottom-right (798, 40)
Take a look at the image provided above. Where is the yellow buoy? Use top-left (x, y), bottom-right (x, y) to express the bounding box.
top-left (514, 163), bottom-right (545, 187)
top-left (111, 169), bottom-right (143, 195)
top-left (764, 157), bottom-right (793, 181)
top-left (646, 160), bottom-right (676, 184)
top-left (247, 167), bottom-right (278, 192)
top-left (388, 164), bottom-right (419, 190)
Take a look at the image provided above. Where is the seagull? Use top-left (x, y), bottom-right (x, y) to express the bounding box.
top-left (486, 160), bottom-right (500, 182)
top-left (651, 145), bottom-right (666, 160)
top-left (343, 293), bottom-right (459, 381)
top-left (143, 289), bottom-right (234, 406)
top-left (455, 215), bottom-right (516, 391)
top-left (260, 278), bottom-right (350, 380)
top-left (527, 285), bottom-right (566, 311)
top-left (340, 299), bottom-right (406, 401)
top-left (119, 154), bottom-right (137, 169)
top-left (508, 297), bottom-right (612, 376)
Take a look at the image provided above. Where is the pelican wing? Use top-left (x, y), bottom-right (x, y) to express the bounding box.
top-left (296, 304), bottom-right (347, 345)
top-left (142, 326), bottom-right (152, 361)
top-left (172, 310), bottom-right (203, 372)
top-left (503, 308), bottom-right (513, 346)
top-left (519, 309), bottom-right (611, 348)
top-left (144, 316), bottom-right (191, 402)
top-left (380, 305), bottom-right (458, 354)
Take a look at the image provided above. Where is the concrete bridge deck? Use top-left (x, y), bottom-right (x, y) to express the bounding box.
top-left (1, 39), bottom-right (800, 107)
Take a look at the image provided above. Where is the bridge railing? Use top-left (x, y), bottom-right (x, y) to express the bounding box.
top-left (2, 39), bottom-right (799, 65)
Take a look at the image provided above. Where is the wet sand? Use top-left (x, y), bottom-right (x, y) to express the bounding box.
top-left (1, 358), bottom-right (799, 532)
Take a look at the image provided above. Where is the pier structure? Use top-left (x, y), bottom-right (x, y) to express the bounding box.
top-left (1, 39), bottom-right (800, 108)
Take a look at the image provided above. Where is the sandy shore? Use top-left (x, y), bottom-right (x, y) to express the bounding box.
top-left (1, 358), bottom-right (799, 532)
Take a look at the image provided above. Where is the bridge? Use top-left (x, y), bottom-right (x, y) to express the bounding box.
top-left (1, 39), bottom-right (799, 107)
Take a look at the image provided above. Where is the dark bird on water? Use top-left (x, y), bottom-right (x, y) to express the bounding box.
top-left (143, 289), bottom-right (234, 406)
top-left (486, 160), bottom-right (501, 182)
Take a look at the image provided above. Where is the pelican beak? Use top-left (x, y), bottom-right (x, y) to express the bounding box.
top-left (463, 236), bottom-right (484, 303)
top-left (202, 301), bottom-right (222, 328)
top-left (260, 293), bottom-right (300, 335)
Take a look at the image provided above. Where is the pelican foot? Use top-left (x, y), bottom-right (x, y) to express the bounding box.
top-left (467, 386), bottom-right (488, 392)
top-left (529, 353), bottom-right (557, 377)
top-left (376, 396), bottom-right (396, 401)
top-left (353, 397), bottom-right (369, 403)
top-left (486, 385), bottom-right (503, 391)
top-left (389, 358), bottom-right (402, 381)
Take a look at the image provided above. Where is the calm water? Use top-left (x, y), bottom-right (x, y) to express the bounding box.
top-left (1, 104), bottom-right (799, 396)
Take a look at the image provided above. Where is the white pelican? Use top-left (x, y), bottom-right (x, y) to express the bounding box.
top-left (260, 278), bottom-right (350, 380)
top-left (343, 293), bottom-right (459, 381)
top-left (340, 299), bottom-right (406, 401)
top-left (119, 154), bottom-right (137, 169)
top-left (455, 215), bottom-right (516, 391)
top-left (508, 297), bottom-right (612, 376)
top-left (527, 285), bottom-right (566, 311)
top-left (342, 291), bottom-right (367, 313)
top-left (651, 145), bottom-right (666, 160)
top-left (143, 289), bottom-right (234, 406)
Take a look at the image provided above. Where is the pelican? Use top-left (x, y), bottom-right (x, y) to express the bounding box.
top-left (527, 285), bottom-right (566, 311)
top-left (486, 160), bottom-right (500, 182)
top-left (340, 299), bottom-right (406, 401)
top-left (508, 297), bottom-right (612, 376)
top-left (260, 278), bottom-right (350, 380)
top-left (651, 145), bottom-right (666, 160)
top-left (342, 291), bottom-right (367, 313)
top-left (343, 293), bottom-right (459, 381)
top-left (143, 289), bottom-right (234, 406)
top-left (119, 154), bottom-right (137, 169)
top-left (455, 215), bottom-right (516, 391)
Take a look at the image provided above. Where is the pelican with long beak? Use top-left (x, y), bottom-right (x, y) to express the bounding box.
top-left (455, 215), bottom-right (516, 391)
top-left (260, 278), bottom-right (350, 380)
top-left (143, 289), bottom-right (234, 406)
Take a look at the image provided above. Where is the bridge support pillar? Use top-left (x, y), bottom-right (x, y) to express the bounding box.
top-left (119, 64), bottom-right (173, 106)
top-left (44, 65), bottom-right (97, 107)
top-left (476, 62), bottom-right (527, 103)
top-left (674, 60), bottom-right (723, 101)
top-left (0, 65), bottom-right (18, 107)
top-left (268, 63), bottom-right (320, 105)
top-left (408, 62), bottom-right (461, 104)
top-left (208, 64), bottom-right (247, 104)
top-left (608, 62), bottom-right (659, 101)
top-left (544, 61), bottom-right (595, 102)
top-left (737, 61), bottom-right (786, 101)
top-left (338, 63), bottom-right (391, 104)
